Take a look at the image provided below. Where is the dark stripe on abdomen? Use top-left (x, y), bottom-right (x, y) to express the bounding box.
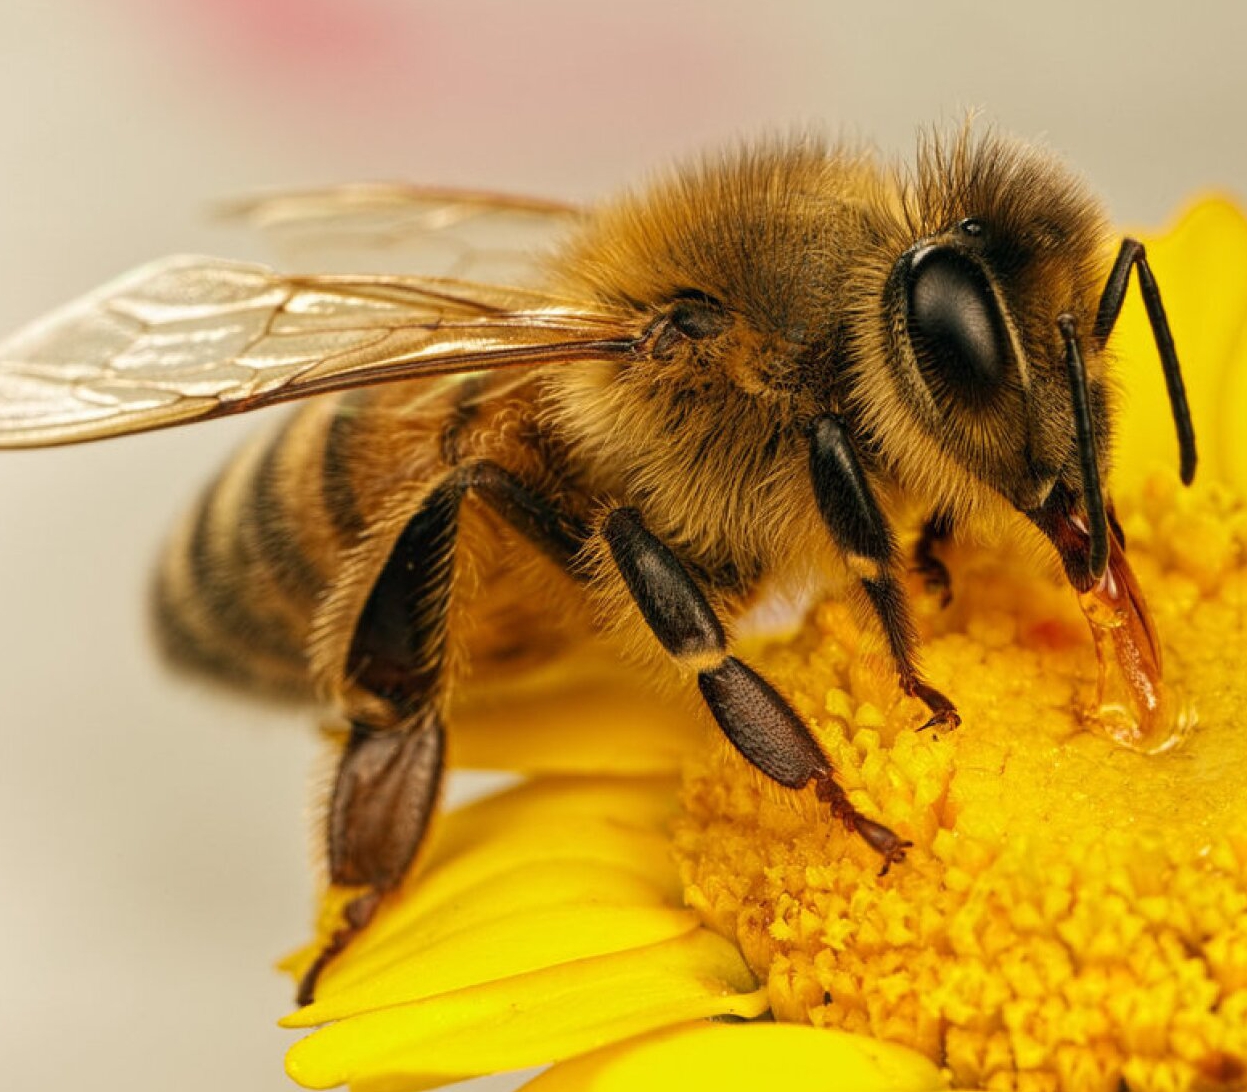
top-left (151, 428), bottom-right (316, 696)
top-left (243, 416), bottom-right (326, 601)
top-left (322, 391), bottom-right (370, 540)
top-left (185, 470), bottom-right (309, 664)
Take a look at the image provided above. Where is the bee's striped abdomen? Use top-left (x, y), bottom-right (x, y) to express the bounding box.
top-left (151, 399), bottom-right (354, 699)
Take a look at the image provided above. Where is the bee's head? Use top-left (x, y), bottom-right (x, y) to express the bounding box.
top-left (851, 129), bottom-right (1139, 585)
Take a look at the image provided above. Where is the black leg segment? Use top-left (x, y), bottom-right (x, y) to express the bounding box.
top-left (698, 657), bottom-right (828, 788)
top-left (808, 414), bottom-right (959, 730)
top-left (808, 414), bottom-right (893, 563)
top-left (347, 462), bottom-right (588, 712)
top-left (301, 462), bottom-right (587, 1005)
top-left (603, 507), bottom-right (725, 662)
top-left (346, 480), bottom-right (460, 709)
top-left (460, 461), bottom-right (588, 568)
top-left (603, 505), bottom-right (909, 871)
top-left (861, 576), bottom-right (958, 729)
top-left (1058, 315), bottom-right (1110, 580)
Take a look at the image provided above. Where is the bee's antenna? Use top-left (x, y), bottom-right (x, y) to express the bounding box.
top-left (1058, 315), bottom-right (1109, 580)
top-left (1092, 238), bottom-right (1197, 485)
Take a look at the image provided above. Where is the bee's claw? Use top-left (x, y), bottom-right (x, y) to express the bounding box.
top-left (295, 888), bottom-right (384, 1006)
top-left (852, 813), bottom-right (906, 857)
top-left (822, 792), bottom-right (912, 875)
top-left (904, 678), bottom-right (960, 733)
top-left (919, 707), bottom-right (961, 732)
top-left (876, 840), bottom-right (912, 877)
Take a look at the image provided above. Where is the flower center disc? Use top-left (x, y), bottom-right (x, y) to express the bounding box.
top-left (673, 476), bottom-right (1247, 1092)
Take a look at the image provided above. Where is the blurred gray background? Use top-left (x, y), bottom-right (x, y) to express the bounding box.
top-left (1, 1), bottom-right (1244, 1089)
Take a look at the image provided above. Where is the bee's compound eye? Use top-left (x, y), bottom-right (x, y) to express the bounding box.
top-left (906, 245), bottom-right (1012, 404)
top-left (668, 292), bottom-right (729, 341)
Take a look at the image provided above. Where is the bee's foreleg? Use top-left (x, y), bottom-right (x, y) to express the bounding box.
top-left (299, 480), bottom-right (456, 1005)
top-left (912, 509), bottom-right (954, 607)
top-left (807, 414), bottom-right (959, 731)
top-left (602, 507), bottom-right (909, 871)
top-left (299, 463), bottom-right (586, 1005)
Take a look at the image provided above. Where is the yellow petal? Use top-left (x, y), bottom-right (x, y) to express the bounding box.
top-left (452, 667), bottom-right (702, 775)
top-left (418, 776), bottom-right (678, 873)
top-left (1219, 313), bottom-right (1247, 488)
top-left (287, 905), bottom-right (704, 1026)
top-left (1113, 196), bottom-right (1247, 490)
top-left (325, 859), bottom-right (675, 991)
top-left (519, 1021), bottom-right (947, 1092)
top-left (284, 930), bottom-right (767, 1092)
top-left (283, 777), bottom-right (683, 990)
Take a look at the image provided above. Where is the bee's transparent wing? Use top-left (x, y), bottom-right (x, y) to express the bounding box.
top-left (220, 184), bottom-right (585, 281)
top-left (0, 255), bottom-right (644, 448)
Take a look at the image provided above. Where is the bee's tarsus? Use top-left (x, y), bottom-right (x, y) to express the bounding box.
top-left (904, 676), bottom-right (960, 731)
top-left (876, 841), bottom-right (911, 877)
top-left (310, 713), bottom-right (444, 1000)
top-left (816, 776), bottom-right (910, 870)
top-left (296, 945), bottom-right (334, 1008)
top-left (295, 889), bottom-right (385, 1006)
top-left (697, 656), bottom-right (831, 786)
top-left (327, 715), bottom-right (444, 889)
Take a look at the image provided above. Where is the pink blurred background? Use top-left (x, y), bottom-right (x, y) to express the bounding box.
top-left (1, 2), bottom-right (1245, 1089)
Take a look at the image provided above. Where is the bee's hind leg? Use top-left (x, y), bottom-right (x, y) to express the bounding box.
top-left (296, 480), bottom-right (457, 1006)
top-left (296, 713), bottom-right (444, 1006)
top-left (601, 508), bottom-right (910, 874)
top-left (297, 463), bottom-right (587, 1006)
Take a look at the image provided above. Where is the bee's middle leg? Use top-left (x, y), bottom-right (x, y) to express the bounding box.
top-left (298, 462), bottom-right (586, 1005)
top-left (602, 508), bottom-right (910, 872)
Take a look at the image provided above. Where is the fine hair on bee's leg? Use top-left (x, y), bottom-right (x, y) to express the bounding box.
top-left (297, 461), bottom-right (587, 1006)
top-left (807, 414), bottom-right (959, 730)
top-left (912, 508), bottom-right (955, 607)
top-left (601, 507), bottom-right (910, 873)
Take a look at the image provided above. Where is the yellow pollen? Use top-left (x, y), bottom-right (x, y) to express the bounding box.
top-left (673, 474), bottom-right (1247, 1092)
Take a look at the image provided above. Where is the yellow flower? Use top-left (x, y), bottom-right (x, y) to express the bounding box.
top-left (281, 198), bottom-right (1247, 1092)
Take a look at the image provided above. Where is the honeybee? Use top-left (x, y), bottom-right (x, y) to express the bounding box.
top-left (0, 129), bottom-right (1195, 1004)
